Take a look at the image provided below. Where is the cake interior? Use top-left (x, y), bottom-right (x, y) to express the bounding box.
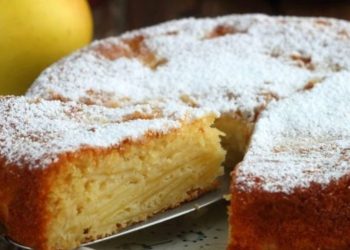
top-left (43, 115), bottom-right (225, 250)
top-left (214, 115), bottom-right (253, 166)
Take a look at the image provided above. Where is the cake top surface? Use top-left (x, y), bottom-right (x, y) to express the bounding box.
top-left (0, 97), bottom-right (208, 169)
top-left (25, 14), bottom-right (350, 190)
top-left (236, 72), bottom-right (350, 193)
top-left (27, 14), bottom-right (350, 121)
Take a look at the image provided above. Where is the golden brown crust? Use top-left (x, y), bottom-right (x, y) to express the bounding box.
top-left (206, 24), bottom-right (247, 39)
top-left (93, 35), bottom-right (166, 70)
top-left (229, 173), bottom-right (350, 250)
top-left (0, 158), bottom-right (53, 250)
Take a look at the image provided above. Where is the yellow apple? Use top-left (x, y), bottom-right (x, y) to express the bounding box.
top-left (0, 0), bottom-right (93, 95)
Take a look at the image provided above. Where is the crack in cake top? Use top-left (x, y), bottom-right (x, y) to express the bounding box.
top-left (27, 14), bottom-right (350, 121)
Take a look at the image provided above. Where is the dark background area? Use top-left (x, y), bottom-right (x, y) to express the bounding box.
top-left (89, 0), bottom-right (350, 38)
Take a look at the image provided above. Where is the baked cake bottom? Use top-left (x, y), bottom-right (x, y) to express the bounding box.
top-left (2, 115), bottom-right (225, 250)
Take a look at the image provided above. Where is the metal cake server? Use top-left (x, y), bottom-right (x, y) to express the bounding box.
top-left (1, 169), bottom-right (230, 250)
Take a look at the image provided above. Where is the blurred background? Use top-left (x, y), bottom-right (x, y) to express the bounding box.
top-left (90, 0), bottom-right (350, 38)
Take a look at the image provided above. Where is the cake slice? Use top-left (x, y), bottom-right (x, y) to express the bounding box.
top-left (0, 97), bottom-right (225, 250)
top-left (229, 72), bottom-right (350, 249)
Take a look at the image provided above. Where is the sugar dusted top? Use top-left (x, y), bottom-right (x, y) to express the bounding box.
top-left (27, 14), bottom-right (350, 121)
top-left (236, 72), bottom-right (350, 193)
top-left (25, 14), bottom-right (350, 191)
top-left (0, 97), bottom-right (208, 168)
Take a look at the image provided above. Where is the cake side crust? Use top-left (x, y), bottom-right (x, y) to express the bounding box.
top-left (1, 114), bottom-right (224, 250)
top-left (0, 158), bottom-right (56, 250)
top-left (229, 174), bottom-right (350, 250)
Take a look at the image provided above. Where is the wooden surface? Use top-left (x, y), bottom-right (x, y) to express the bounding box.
top-left (91, 0), bottom-right (350, 38)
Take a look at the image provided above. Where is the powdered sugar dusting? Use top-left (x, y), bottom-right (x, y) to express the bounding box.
top-left (27, 15), bottom-right (350, 120)
top-left (25, 14), bottom-right (350, 190)
top-left (236, 72), bottom-right (350, 193)
top-left (0, 97), bottom-right (209, 168)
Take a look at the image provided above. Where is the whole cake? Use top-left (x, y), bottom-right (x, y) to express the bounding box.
top-left (2, 14), bottom-right (350, 249)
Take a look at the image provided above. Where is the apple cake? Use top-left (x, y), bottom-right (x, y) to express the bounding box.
top-left (0, 97), bottom-right (224, 250)
top-left (15, 14), bottom-right (350, 249)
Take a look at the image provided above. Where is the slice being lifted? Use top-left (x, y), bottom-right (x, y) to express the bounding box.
top-left (0, 97), bottom-right (224, 250)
